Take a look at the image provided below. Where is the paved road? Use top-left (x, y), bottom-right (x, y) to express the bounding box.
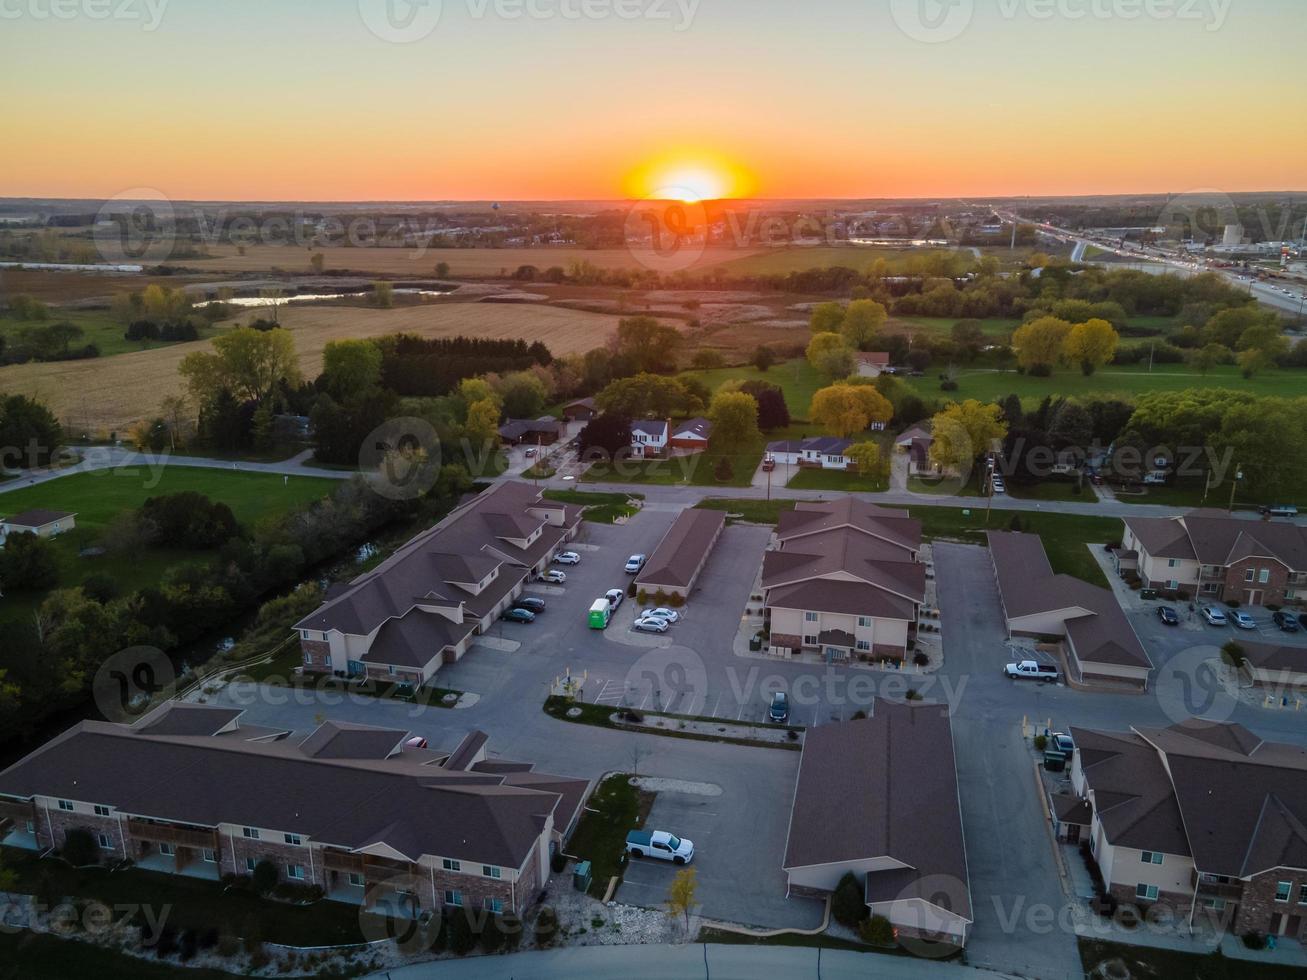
top-left (370, 943), bottom-right (1026, 980)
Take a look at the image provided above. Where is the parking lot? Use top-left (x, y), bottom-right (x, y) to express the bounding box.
top-left (619, 774), bottom-right (822, 930)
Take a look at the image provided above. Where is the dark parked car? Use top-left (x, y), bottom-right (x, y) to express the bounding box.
top-left (1299, 613), bottom-right (1307, 630)
top-left (1157, 606), bottom-right (1180, 626)
top-left (502, 608), bottom-right (536, 624)
top-left (1050, 732), bottom-right (1075, 755)
top-left (768, 692), bottom-right (789, 723)
top-left (513, 596), bottom-right (546, 613)
top-left (1273, 611), bottom-right (1301, 633)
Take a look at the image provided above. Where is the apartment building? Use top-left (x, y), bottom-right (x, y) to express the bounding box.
top-left (294, 481), bottom-right (582, 686)
top-left (1118, 510), bottom-right (1307, 606)
top-left (1068, 721), bottom-right (1307, 940)
top-left (763, 499), bottom-right (925, 661)
top-left (0, 704), bottom-right (588, 919)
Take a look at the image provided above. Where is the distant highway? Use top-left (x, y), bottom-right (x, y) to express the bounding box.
top-left (1018, 216), bottom-right (1306, 319)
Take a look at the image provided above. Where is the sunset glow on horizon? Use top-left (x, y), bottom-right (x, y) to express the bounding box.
top-left (1, 2), bottom-right (1304, 202)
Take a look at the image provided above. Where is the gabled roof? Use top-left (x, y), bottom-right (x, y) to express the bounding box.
top-left (766, 436), bottom-right (852, 455)
top-left (672, 417), bottom-right (712, 440)
top-left (0, 713), bottom-right (588, 870)
top-left (631, 419), bottom-right (669, 438)
top-left (1124, 511), bottom-right (1307, 570)
top-left (1234, 642), bottom-right (1307, 675)
top-left (498, 417), bottom-right (562, 440)
top-left (777, 498), bottom-right (920, 555)
top-left (635, 508), bottom-right (725, 589)
top-left (2, 508), bottom-right (76, 529)
top-left (763, 529), bottom-right (925, 604)
top-left (784, 702), bottom-right (971, 921)
top-left (855, 351), bottom-right (890, 366)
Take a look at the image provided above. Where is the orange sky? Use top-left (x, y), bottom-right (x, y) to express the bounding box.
top-left (2, 2), bottom-right (1304, 200)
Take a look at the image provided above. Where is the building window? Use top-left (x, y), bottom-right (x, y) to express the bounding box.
top-left (804, 611), bottom-right (819, 622)
top-left (159, 843), bottom-right (175, 857)
top-left (1276, 881), bottom-right (1292, 902)
top-left (856, 640), bottom-right (871, 652)
top-left (287, 864), bottom-right (305, 880)
top-left (242, 827), bottom-right (260, 840)
top-left (348, 872), bottom-right (365, 887)
top-left (246, 858), bottom-right (258, 872)
top-left (444, 890), bottom-right (463, 907)
top-left (1245, 569), bottom-right (1255, 582)
top-left (1166, 580), bottom-right (1179, 591)
top-left (483, 865), bottom-right (501, 879)
top-left (1205, 897), bottom-right (1226, 910)
top-left (483, 897), bottom-right (504, 913)
top-left (1299, 884), bottom-right (1307, 905)
top-left (1259, 569), bottom-right (1270, 584)
top-left (1168, 559), bottom-right (1178, 568)
top-left (98, 833), bottom-right (113, 850)
top-left (202, 848), bottom-right (216, 863)
top-left (94, 805), bottom-right (111, 817)
top-left (57, 800), bottom-right (74, 812)
top-left (284, 833), bottom-right (302, 846)
top-left (1135, 884), bottom-right (1159, 901)
top-left (1141, 851), bottom-right (1163, 865)
top-left (803, 635), bottom-right (818, 646)
top-left (857, 617), bottom-right (872, 627)
top-left (443, 858), bottom-right (461, 872)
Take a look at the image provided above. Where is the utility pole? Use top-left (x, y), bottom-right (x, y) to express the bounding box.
top-left (1148, 342), bottom-right (1155, 373)
top-left (1228, 464), bottom-right (1242, 513)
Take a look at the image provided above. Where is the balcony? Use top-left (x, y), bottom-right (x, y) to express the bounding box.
top-left (1192, 871), bottom-right (1243, 901)
top-left (126, 818), bottom-right (217, 850)
top-left (1200, 568), bottom-right (1225, 583)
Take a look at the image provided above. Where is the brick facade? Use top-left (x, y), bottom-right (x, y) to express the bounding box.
top-left (1223, 557), bottom-right (1291, 607)
top-left (1237, 869), bottom-right (1307, 939)
top-left (300, 638), bottom-right (332, 671)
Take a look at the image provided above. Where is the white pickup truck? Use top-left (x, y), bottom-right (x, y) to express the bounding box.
top-left (1004, 660), bottom-right (1060, 683)
top-left (626, 830), bottom-right (695, 864)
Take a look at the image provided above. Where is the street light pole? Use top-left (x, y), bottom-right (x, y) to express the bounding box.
top-left (1228, 464), bottom-right (1242, 513)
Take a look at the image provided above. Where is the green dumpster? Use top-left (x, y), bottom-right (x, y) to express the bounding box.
top-left (573, 860), bottom-right (592, 892)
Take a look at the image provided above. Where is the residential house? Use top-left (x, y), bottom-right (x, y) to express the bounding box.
top-left (630, 420), bottom-right (669, 459)
top-left (497, 417), bottom-right (563, 447)
top-left (895, 425), bottom-right (936, 477)
top-left (293, 481), bottom-right (582, 686)
top-left (1068, 721), bottom-right (1307, 940)
top-left (988, 531), bottom-right (1152, 689)
top-left (763, 499), bottom-right (925, 661)
top-left (561, 398), bottom-right (596, 422)
top-left (1117, 510), bottom-right (1307, 607)
top-left (783, 701), bottom-right (972, 948)
top-left (765, 436), bottom-right (853, 471)
top-left (0, 703), bottom-right (588, 920)
top-left (634, 508), bottom-right (725, 600)
top-left (854, 352), bottom-right (892, 378)
top-left (669, 418), bottom-right (712, 453)
top-left (1, 509), bottom-right (77, 545)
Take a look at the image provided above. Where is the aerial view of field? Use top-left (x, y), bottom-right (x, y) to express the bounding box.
top-left (176, 243), bottom-right (768, 277)
top-left (0, 301), bottom-right (638, 432)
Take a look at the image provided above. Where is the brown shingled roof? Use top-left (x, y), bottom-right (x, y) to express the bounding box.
top-left (636, 508), bottom-right (725, 589)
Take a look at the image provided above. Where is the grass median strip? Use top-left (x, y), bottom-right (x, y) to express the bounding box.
top-left (566, 772), bottom-right (656, 898)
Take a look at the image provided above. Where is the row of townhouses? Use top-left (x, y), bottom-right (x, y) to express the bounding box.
top-left (294, 481), bottom-right (583, 687)
top-left (0, 704), bottom-right (588, 919)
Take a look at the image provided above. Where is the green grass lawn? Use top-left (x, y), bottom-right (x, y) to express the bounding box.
top-left (1004, 480), bottom-right (1096, 504)
top-left (0, 469), bottom-right (337, 624)
top-left (564, 773), bottom-right (656, 898)
top-left (1, 848), bottom-right (376, 948)
top-left (680, 359), bottom-right (826, 421)
top-left (1078, 938), bottom-right (1307, 980)
top-left (542, 488), bottom-right (644, 524)
top-left (786, 467), bottom-right (886, 492)
top-left (0, 310), bottom-right (215, 358)
top-left (1112, 477), bottom-right (1270, 511)
top-left (902, 364), bottom-right (1307, 408)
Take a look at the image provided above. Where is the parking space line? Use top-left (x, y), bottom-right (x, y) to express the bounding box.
top-left (710, 694), bottom-right (721, 718)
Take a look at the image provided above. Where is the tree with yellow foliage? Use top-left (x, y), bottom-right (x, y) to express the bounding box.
top-left (809, 383), bottom-right (893, 438)
top-left (806, 332), bottom-right (856, 380)
top-left (1063, 318), bottom-right (1119, 376)
top-left (1011, 316), bottom-right (1072, 374)
top-left (928, 399), bottom-right (1007, 475)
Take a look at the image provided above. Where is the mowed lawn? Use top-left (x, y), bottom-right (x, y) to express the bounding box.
top-left (902, 364), bottom-right (1307, 407)
top-left (0, 469), bottom-right (337, 623)
top-left (0, 308), bottom-right (211, 358)
top-left (680, 359), bottom-right (826, 420)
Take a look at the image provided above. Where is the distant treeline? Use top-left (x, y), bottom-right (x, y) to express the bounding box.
top-left (378, 334), bottom-right (553, 396)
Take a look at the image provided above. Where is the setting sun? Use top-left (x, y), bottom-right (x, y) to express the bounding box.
top-left (623, 151), bottom-right (754, 202)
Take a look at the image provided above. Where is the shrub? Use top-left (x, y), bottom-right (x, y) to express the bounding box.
top-left (939, 379), bottom-right (959, 391)
top-left (1175, 589), bottom-right (1190, 601)
top-left (637, 589), bottom-right (649, 605)
top-left (1033, 735), bottom-right (1048, 752)
top-left (713, 456), bottom-right (734, 482)
top-left (251, 860), bottom-right (279, 896)
top-left (904, 688), bottom-right (922, 701)
top-left (80, 573), bottom-right (121, 603)
top-left (831, 872), bottom-right (869, 927)
top-left (1225, 599), bottom-right (1241, 608)
top-left (216, 935), bottom-right (241, 958)
top-left (627, 580), bottom-right (637, 598)
top-left (851, 710), bottom-right (868, 720)
top-left (60, 828), bottom-right (100, 867)
top-left (668, 592), bottom-right (685, 608)
top-left (1243, 931), bottom-right (1268, 950)
top-left (479, 916), bottom-right (507, 953)
top-left (445, 907), bottom-right (476, 955)
top-left (1221, 641), bottom-right (1245, 668)
top-left (534, 906), bottom-right (559, 947)
top-left (913, 652), bottom-right (929, 668)
top-left (500, 913), bottom-right (524, 951)
top-left (860, 914), bottom-right (895, 946)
